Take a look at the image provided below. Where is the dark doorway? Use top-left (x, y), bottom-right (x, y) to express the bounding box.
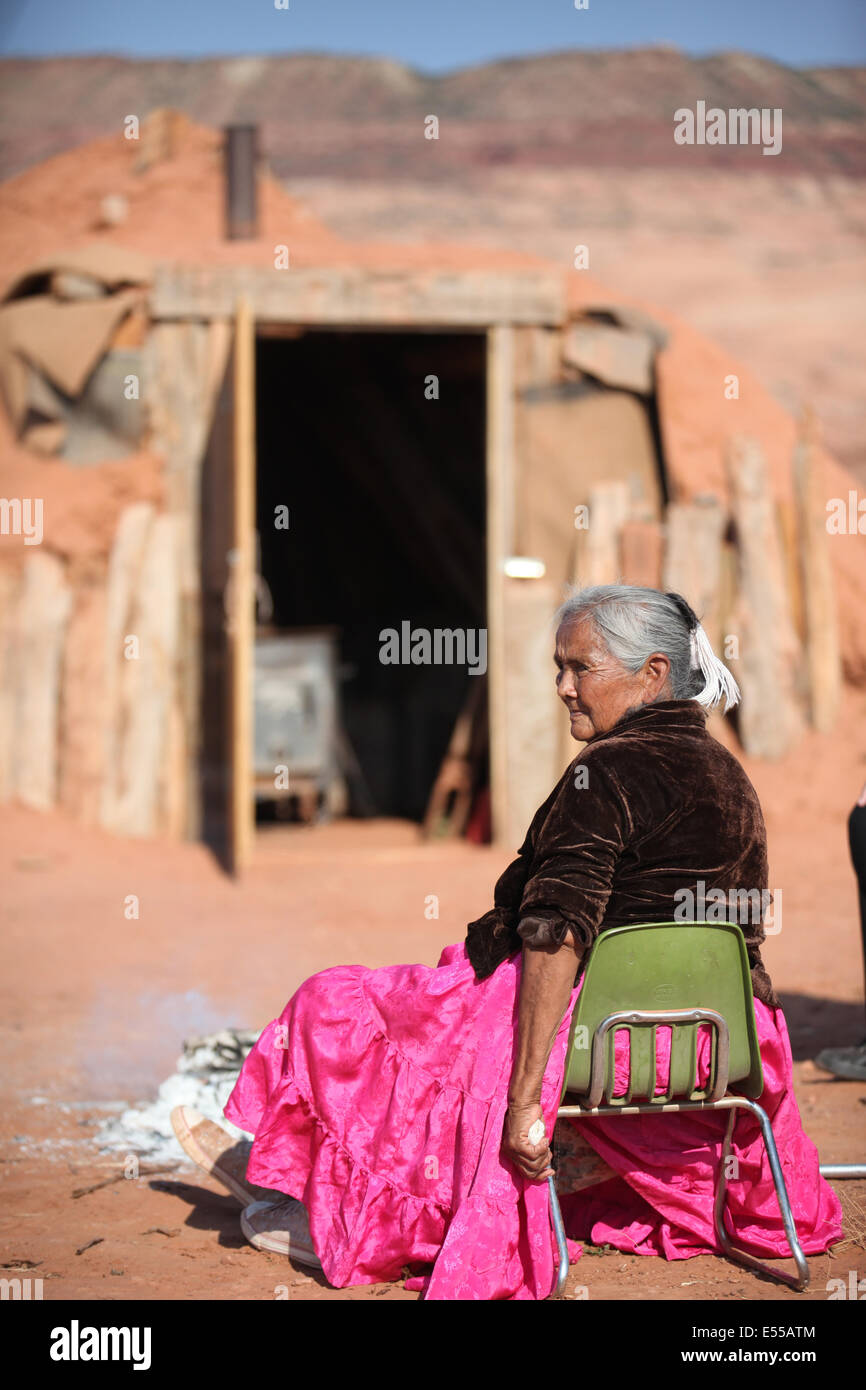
top-left (255, 328), bottom-right (487, 823)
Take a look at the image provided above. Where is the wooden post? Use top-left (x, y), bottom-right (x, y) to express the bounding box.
top-left (578, 481), bottom-right (630, 586)
top-left (13, 552), bottom-right (72, 809)
top-left (777, 498), bottom-right (805, 644)
top-left (230, 295), bottom-right (256, 872)
top-left (116, 516), bottom-right (180, 835)
top-left (59, 569), bottom-right (108, 824)
top-left (663, 497), bottom-right (726, 652)
top-left (503, 578), bottom-right (560, 848)
top-left (620, 519), bottom-right (664, 588)
top-left (486, 324), bottom-right (515, 846)
top-left (728, 437), bottom-right (805, 758)
top-left (100, 502), bottom-right (154, 832)
top-left (0, 565), bottom-right (19, 802)
top-left (793, 425), bottom-right (842, 733)
top-left (718, 539), bottom-right (738, 668)
top-left (145, 318), bottom-right (232, 839)
top-left (556, 481), bottom-right (627, 774)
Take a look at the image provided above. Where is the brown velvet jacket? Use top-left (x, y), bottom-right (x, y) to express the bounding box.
top-left (465, 699), bottom-right (780, 1008)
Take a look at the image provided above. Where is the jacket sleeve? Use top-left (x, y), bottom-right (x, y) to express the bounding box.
top-left (463, 826), bottom-right (538, 977)
top-left (517, 753), bottom-right (632, 953)
top-left (463, 781), bottom-right (566, 978)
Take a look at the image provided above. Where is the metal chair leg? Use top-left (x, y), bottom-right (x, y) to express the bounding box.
top-left (547, 1173), bottom-right (570, 1299)
top-left (713, 1100), bottom-right (810, 1291)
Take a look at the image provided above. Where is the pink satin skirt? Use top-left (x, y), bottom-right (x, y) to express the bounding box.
top-left (224, 941), bottom-right (843, 1300)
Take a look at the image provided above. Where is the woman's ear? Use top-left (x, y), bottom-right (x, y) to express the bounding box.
top-left (642, 651), bottom-right (672, 697)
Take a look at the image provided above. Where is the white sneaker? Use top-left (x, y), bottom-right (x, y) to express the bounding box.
top-left (240, 1197), bottom-right (323, 1270)
top-left (170, 1105), bottom-right (274, 1207)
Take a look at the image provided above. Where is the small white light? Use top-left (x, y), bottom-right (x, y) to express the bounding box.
top-left (504, 556), bottom-right (546, 579)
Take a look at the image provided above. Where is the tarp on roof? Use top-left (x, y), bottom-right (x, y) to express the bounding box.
top-left (1, 243), bottom-right (152, 304)
top-left (0, 244), bottom-right (150, 452)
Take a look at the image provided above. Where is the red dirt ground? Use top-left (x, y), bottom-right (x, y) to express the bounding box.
top-left (2, 689), bottom-right (866, 1301)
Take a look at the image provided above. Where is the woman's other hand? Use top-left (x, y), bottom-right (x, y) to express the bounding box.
top-left (502, 1101), bottom-right (553, 1181)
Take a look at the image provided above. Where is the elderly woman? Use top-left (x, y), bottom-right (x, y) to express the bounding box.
top-left (217, 585), bottom-right (842, 1298)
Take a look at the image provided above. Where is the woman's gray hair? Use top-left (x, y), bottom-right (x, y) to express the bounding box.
top-left (555, 584), bottom-right (740, 711)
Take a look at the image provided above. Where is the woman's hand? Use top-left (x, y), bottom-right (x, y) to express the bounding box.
top-left (502, 936), bottom-right (582, 1183)
top-left (502, 1100), bottom-right (554, 1181)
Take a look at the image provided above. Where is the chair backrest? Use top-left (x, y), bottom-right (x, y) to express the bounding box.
top-left (561, 921), bottom-right (764, 1105)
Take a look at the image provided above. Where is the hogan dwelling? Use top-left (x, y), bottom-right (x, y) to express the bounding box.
top-left (0, 110), bottom-right (864, 865)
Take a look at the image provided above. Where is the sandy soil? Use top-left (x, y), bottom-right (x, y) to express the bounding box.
top-left (2, 690), bottom-right (866, 1301)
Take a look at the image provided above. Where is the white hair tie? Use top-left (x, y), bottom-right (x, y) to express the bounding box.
top-left (689, 621), bottom-right (740, 712)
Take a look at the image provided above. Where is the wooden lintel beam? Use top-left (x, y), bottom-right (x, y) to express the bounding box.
top-left (152, 265), bottom-right (566, 327)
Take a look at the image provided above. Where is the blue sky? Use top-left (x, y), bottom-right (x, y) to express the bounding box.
top-left (0, 0), bottom-right (863, 69)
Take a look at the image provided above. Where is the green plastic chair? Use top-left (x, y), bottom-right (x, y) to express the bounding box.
top-left (546, 921), bottom-right (810, 1298)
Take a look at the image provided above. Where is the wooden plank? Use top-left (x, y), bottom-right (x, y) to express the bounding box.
top-left (199, 351), bottom-right (232, 860)
top-left (556, 485), bottom-right (628, 777)
top-left (503, 578), bottom-right (560, 849)
top-left (513, 325), bottom-right (562, 392)
top-left (728, 437), bottom-right (804, 758)
top-left (793, 429), bottom-right (842, 732)
top-left (152, 265), bottom-right (566, 327)
top-left (144, 318), bottom-right (232, 839)
top-left (230, 295), bottom-right (256, 872)
top-left (718, 538), bottom-right (738, 667)
top-left (663, 498), bottom-right (729, 739)
top-left (59, 572), bottom-right (108, 823)
top-left (577, 481), bottom-right (631, 587)
top-left (113, 515), bottom-right (181, 835)
top-left (162, 688), bottom-right (187, 839)
top-left (562, 321), bottom-right (655, 394)
top-left (486, 324), bottom-right (514, 846)
top-left (12, 552), bottom-right (72, 809)
top-left (0, 565), bottom-right (20, 802)
top-left (100, 502), bottom-right (155, 831)
top-left (620, 519), bottom-right (664, 588)
top-left (557, 485), bottom-right (631, 777)
top-left (663, 498), bottom-right (726, 650)
top-left (777, 498), bottom-right (805, 644)
top-left (422, 679), bottom-right (486, 839)
top-left (146, 319), bottom-right (232, 534)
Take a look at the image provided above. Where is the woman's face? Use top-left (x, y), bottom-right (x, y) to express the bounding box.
top-left (554, 617), bottom-right (671, 741)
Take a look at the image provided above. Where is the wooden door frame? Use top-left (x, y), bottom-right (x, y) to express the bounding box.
top-left (229, 295), bottom-right (256, 872)
top-left (229, 314), bottom-right (514, 860)
top-left (485, 324), bottom-right (515, 847)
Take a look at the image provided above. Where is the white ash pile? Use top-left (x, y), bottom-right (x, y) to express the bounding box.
top-left (96, 1028), bottom-right (261, 1163)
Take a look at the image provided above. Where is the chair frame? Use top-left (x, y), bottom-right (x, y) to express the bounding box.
top-left (547, 1004), bottom-right (810, 1299)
